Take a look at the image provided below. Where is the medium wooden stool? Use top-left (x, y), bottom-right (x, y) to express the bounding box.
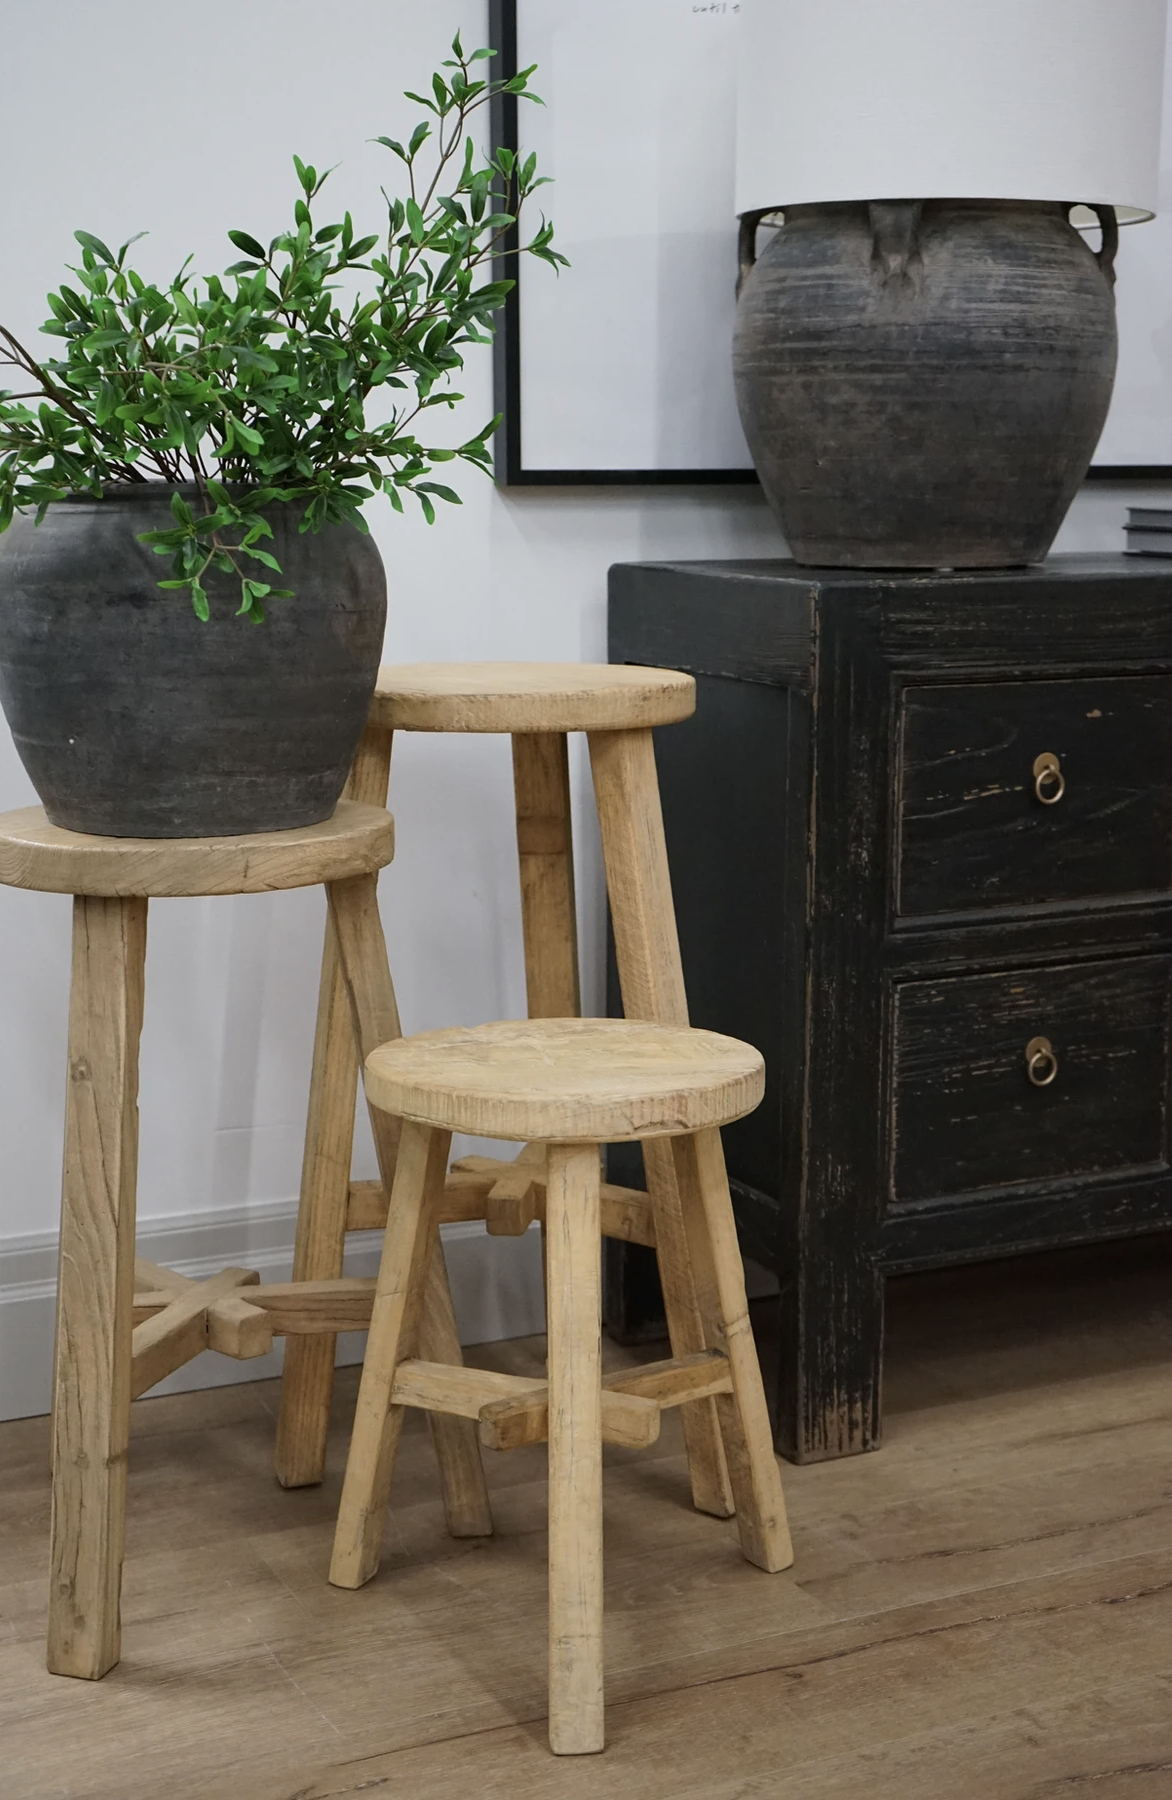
top-left (0, 801), bottom-right (487, 1680)
top-left (330, 1017), bottom-right (793, 1756)
top-left (275, 663), bottom-right (739, 1527)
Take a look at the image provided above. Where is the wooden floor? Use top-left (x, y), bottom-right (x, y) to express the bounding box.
top-left (2, 1236), bottom-right (1171, 1799)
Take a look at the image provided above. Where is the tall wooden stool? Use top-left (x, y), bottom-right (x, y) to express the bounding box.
top-left (276, 663), bottom-right (737, 1523)
top-left (0, 801), bottom-right (488, 1680)
top-left (330, 1018), bottom-right (792, 1755)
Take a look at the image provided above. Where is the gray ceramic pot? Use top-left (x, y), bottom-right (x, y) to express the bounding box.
top-left (733, 199), bottom-right (1119, 569)
top-left (0, 485), bottom-right (387, 836)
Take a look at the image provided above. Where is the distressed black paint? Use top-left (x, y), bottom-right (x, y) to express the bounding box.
top-left (608, 555), bottom-right (1172, 1462)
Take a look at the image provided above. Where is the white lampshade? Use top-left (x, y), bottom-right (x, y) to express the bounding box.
top-left (736, 0), bottom-right (1167, 224)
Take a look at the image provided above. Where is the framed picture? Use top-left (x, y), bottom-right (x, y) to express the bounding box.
top-left (490, 0), bottom-right (1172, 485)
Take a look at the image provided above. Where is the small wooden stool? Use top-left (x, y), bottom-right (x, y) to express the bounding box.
top-left (276, 663), bottom-right (741, 1528)
top-left (330, 1017), bottom-right (792, 1755)
top-left (0, 801), bottom-right (488, 1681)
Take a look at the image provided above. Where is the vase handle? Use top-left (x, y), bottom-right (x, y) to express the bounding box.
top-left (737, 209), bottom-right (773, 297)
top-left (869, 201), bottom-right (923, 287)
top-left (1089, 203), bottom-right (1119, 289)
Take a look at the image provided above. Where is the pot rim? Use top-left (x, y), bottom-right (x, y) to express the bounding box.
top-left (56, 481), bottom-right (235, 506)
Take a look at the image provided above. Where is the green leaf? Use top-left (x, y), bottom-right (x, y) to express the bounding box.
top-left (74, 229), bottom-right (115, 264)
top-left (190, 581), bottom-right (210, 621)
top-left (170, 493), bottom-right (194, 528)
top-left (228, 229), bottom-right (267, 260)
top-left (405, 199), bottom-right (425, 244)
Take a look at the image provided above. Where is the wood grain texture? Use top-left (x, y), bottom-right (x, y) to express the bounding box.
top-left (329, 1123), bottom-right (454, 1590)
top-left (387, 1361), bottom-right (659, 1451)
top-left (363, 1018), bottom-right (764, 1145)
top-left (892, 955), bottom-right (1172, 1204)
top-left (369, 661), bottom-right (695, 734)
top-left (608, 555), bottom-right (1172, 1464)
top-left (448, 1154), bottom-right (659, 1247)
top-left (591, 723), bottom-right (735, 1517)
top-left (130, 1269), bottom-right (264, 1398)
top-left (328, 874), bottom-right (491, 1542)
top-left (897, 674), bottom-right (1172, 916)
top-left (275, 724), bottom-right (393, 1490)
top-left (512, 732), bottom-right (580, 1019)
top-left (545, 1142), bottom-right (605, 1754)
top-left (476, 1354), bottom-right (724, 1451)
top-left (484, 1142), bottom-right (546, 1237)
top-left (48, 894), bottom-right (146, 1680)
top-left (673, 1130), bottom-right (793, 1574)
top-left (0, 800), bottom-right (395, 897)
top-left (3, 1233), bottom-right (1172, 1797)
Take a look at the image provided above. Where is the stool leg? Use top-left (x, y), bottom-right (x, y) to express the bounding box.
top-left (276, 724), bottom-right (393, 1489)
top-left (503, 732), bottom-right (578, 1244)
top-left (513, 732), bottom-right (581, 1018)
top-left (672, 1129), bottom-right (793, 1574)
top-left (588, 726), bottom-right (734, 1520)
top-left (327, 872), bottom-right (492, 1539)
top-left (546, 1142), bottom-right (605, 1755)
top-left (48, 895), bottom-right (147, 1679)
top-left (330, 1121), bottom-right (452, 1588)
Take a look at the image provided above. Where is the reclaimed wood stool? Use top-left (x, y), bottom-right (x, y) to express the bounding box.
top-left (0, 800), bottom-right (487, 1680)
top-left (330, 1017), bottom-right (793, 1755)
top-left (277, 663), bottom-right (741, 1527)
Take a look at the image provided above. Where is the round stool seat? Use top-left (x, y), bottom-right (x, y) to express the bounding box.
top-left (0, 801), bottom-right (395, 898)
top-left (364, 1016), bottom-right (764, 1144)
top-left (369, 661), bottom-right (695, 734)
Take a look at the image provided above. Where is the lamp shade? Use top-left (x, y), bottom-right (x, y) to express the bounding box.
top-left (736, 0), bottom-right (1167, 222)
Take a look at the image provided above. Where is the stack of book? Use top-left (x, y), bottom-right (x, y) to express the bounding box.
top-left (1124, 507), bottom-right (1172, 555)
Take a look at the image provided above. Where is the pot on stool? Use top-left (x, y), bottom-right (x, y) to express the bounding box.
top-left (733, 199), bottom-right (1119, 570)
top-left (0, 484), bottom-right (386, 836)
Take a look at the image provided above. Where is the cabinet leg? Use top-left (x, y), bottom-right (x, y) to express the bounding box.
top-left (589, 726), bottom-right (733, 1518)
top-left (276, 726), bottom-right (393, 1489)
top-left (48, 896), bottom-right (147, 1679)
top-left (774, 1227), bottom-right (884, 1464)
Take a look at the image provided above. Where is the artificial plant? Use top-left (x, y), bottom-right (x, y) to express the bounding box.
top-left (0, 34), bottom-right (563, 620)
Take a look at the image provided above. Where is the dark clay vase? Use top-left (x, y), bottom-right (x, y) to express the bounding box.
top-left (733, 199), bottom-right (1119, 568)
top-left (0, 485), bottom-right (387, 836)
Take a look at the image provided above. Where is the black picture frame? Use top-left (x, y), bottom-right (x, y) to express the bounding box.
top-left (489, 0), bottom-right (1171, 488)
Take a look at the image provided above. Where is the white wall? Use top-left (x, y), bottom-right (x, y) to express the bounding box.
top-left (0, 1), bottom-right (1163, 1416)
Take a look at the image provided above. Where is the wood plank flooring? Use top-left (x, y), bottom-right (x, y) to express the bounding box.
top-left (2, 1234), bottom-right (1171, 1798)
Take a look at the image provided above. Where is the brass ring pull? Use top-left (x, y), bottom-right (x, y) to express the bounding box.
top-left (1033, 752), bottom-right (1065, 805)
top-left (1025, 1035), bottom-right (1058, 1087)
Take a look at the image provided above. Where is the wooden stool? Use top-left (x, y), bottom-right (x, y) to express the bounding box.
top-left (275, 663), bottom-right (740, 1527)
top-left (0, 801), bottom-right (488, 1681)
top-left (330, 1017), bottom-right (793, 1755)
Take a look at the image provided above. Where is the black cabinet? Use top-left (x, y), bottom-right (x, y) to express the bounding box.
top-left (606, 556), bottom-right (1172, 1462)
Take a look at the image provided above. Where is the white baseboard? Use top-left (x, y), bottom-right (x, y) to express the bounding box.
top-left (0, 1199), bottom-right (547, 1423)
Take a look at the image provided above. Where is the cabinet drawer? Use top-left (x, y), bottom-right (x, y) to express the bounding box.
top-left (896, 675), bottom-right (1172, 917)
top-left (890, 956), bottom-right (1172, 1206)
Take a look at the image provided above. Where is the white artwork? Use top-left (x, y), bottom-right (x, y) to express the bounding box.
top-left (498, 0), bottom-right (1172, 479)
